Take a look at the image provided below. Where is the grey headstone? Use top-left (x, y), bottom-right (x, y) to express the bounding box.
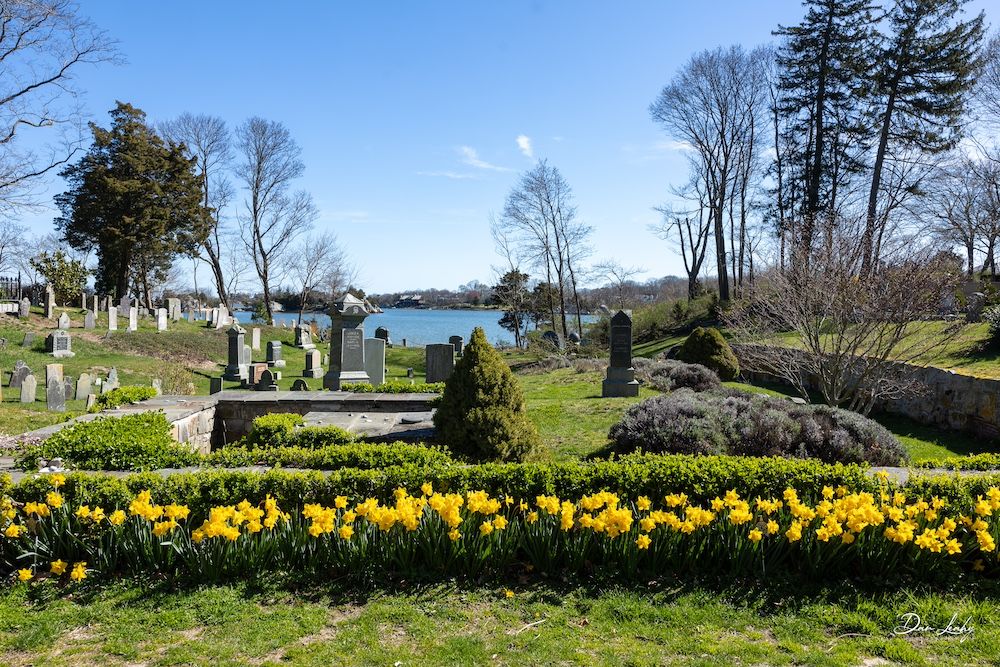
top-left (75, 373), bottom-right (92, 401)
top-left (374, 327), bottom-right (391, 345)
top-left (364, 338), bottom-right (386, 385)
top-left (45, 286), bottom-right (55, 319)
top-left (46, 380), bottom-right (65, 412)
top-left (967, 292), bottom-right (987, 323)
top-left (62, 377), bottom-right (73, 403)
top-left (568, 331), bottom-right (581, 344)
top-left (10, 362), bottom-right (30, 389)
top-left (92, 294), bottom-right (99, 314)
top-left (406, 367), bottom-right (414, 378)
top-left (45, 330), bottom-right (74, 358)
top-left (167, 297), bottom-right (181, 321)
top-left (449, 335), bottom-right (464, 357)
top-left (256, 368), bottom-right (278, 391)
top-left (152, 378), bottom-right (162, 396)
top-left (303, 349), bottom-right (323, 378)
top-left (251, 327), bottom-right (261, 351)
top-left (188, 308), bottom-right (196, 323)
top-left (541, 330), bottom-right (563, 350)
top-left (294, 324), bottom-right (316, 350)
top-left (45, 363), bottom-right (63, 387)
top-left (602, 310), bottom-right (639, 398)
top-left (84, 309), bottom-right (95, 330)
top-left (18, 298), bottom-right (30, 318)
top-left (57, 312), bottom-right (71, 330)
top-left (209, 377), bottom-right (223, 394)
top-left (85, 393), bottom-right (97, 410)
top-left (21, 332), bottom-right (35, 348)
top-left (243, 344), bottom-right (252, 368)
top-left (214, 305), bottom-right (229, 329)
top-left (20, 374), bottom-right (36, 403)
top-left (266, 340), bottom-right (287, 368)
top-left (223, 325), bottom-right (248, 381)
top-left (291, 378), bottom-right (308, 391)
top-left (323, 293), bottom-right (373, 390)
top-left (425, 344), bottom-right (455, 383)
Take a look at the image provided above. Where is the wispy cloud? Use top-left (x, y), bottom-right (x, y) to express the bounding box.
top-left (458, 146), bottom-right (511, 171)
top-left (416, 170), bottom-right (480, 180)
top-left (516, 134), bottom-right (533, 158)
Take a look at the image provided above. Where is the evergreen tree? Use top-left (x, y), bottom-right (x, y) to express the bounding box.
top-left (493, 269), bottom-right (530, 348)
top-left (775, 0), bottom-right (877, 251)
top-left (860, 0), bottom-right (985, 273)
top-left (55, 102), bottom-right (210, 305)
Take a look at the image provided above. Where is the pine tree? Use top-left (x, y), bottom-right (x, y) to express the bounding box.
top-left (55, 102), bottom-right (209, 305)
top-left (860, 0), bottom-right (985, 273)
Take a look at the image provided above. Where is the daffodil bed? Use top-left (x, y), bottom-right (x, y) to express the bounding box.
top-left (4, 473), bottom-right (1000, 587)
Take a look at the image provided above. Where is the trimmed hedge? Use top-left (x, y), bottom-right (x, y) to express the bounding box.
top-left (206, 442), bottom-right (453, 469)
top-left (244, 414), bottom-right (305, 448)
top-left (915, 453), bottom-right (1000, 471)
top-left (341, 381), bottom-right (445, 394)
top-left (16, 413), bottom-right (200, 471)
top-left (91, 385), bottom-right (158, 412)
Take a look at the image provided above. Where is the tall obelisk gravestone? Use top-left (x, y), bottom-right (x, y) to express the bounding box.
top-left (323, 293), bottom-right (372, 390)
top-left (601, 310), bottom-right (639, 397)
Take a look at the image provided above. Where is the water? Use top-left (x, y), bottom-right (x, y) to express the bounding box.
top-left (233, 308), bottom-right (596, 347)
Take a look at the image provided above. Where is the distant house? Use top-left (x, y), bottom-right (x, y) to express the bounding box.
top-left (394, 294), bottom-right (424, 308)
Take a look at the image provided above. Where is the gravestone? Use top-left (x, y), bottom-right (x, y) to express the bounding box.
top-left (601, 310), bottom-right (639, 398)
top-left (425, 344), bottom-right (455, 383)
top-left (119, 294), bottom-right (131, 315)
top-left (364, 338), bottom-right (386, 386)
top-left (92, 294), bottom-right (99, 314)
top-left (84, 310), bottom-right (95, 330)
top-left (85, 394), bottom-right (96, 410)
top-left (57, 312), bottom-right (70, 330)
top-left (449, 335), bottom-right (464, 358)
top-left (18, 298), bottom-right (30, 318)
top-left (406, 367), bottom-right (414, 378)
top-left (206, 308), bottom-right (217, 328)
top-left (541, 330), bottom-right (563, 350)
top-left (294, 324), bottom-right (316, 350)
top-left (568, 331), bottom-right (582, 344)
top-left (223, 325), bottom-right (249, 381)
top-left (209, 377), bottom-right (223, 394)
top-left (128, 307), bottom-right (138, 331)
top-left (374, 327), bottom-right (391, 346)
top-left (214, 305), bottom-right (229, 329)
top-left (107, 367), bottom-right (119, 387)
top-left (152, 378), bottom-right (162, 396)
top-left (323, 293), bottom-right (373, 390)
top-left (156, 308), bottom-right (168, 332)
top-left (62, 377), bottom-right (73, 404)
top-left (243, 344), bottom-right (252, 368)
top-left (251, 327), bottom-right (261, 351)
top-left (108, 305), bottom-right (118, 331)
top-left (266, 340), bottom-right (286, 368)
top-left (20, 374), bottom-right (36, 403)
top-left (45, 379), bottom-right (64, 411)
top-left (248, 362), bottom-right (268, 386)
top-left (167, 298), bottom-right (181, 321)
top-left (967, 292), bottom-right (987, 323)
top-left (46, 330), bottom-right (74, 358)
top-left (188, 309), bottom-right (196, 324)
top-left (80, 292), bottom-right (86, 310)
top-left (256, 368), bottom-right (278, 391)
top-left (303, 349), bottom-right (323, 378)
top-left (21, 332), bottom-right (35, 348)
top-left (10, 362), bottom-right (30, 389)
top-left (45, 286), bottom-right (55, 319)
top-left (402, 338), bottom-right (407, 347)
top-left (45, 363), bottom-right (63, 387)
top-left (290, 378), bottom-right (308, 391)
top-left (75, 373), bottom-right (92, 401)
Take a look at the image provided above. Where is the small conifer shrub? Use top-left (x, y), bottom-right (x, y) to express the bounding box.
top-left (676, 327), bottom-right (740, 380)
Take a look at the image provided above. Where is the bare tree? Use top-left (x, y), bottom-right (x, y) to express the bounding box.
top-left (593, 259), bottom-right (645, 309)
top-left (0, 220), bottom-right (25, 275)
top-left (652, 171), bottom-right (712, 301)
top-left (490, 213), bottom-right (531, 348)
top-left (928, 159), bottom-right (988, 276)
top-left (234, 117), bottom-right (316, 322)
top-left (160, 113), bottom-right (234, 309)
top-left (727, 221), bottom-right (962, 414)
top-left (0, 1), bottom-right (119, 213)
top-left (289, 231), bottom-right (351, 324)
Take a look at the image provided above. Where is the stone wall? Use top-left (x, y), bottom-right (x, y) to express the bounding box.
top-left (734, 344), bottom-right (1000, 438)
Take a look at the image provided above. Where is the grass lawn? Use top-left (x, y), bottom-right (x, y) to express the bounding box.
top-left (0, 579), bottom-right (997, 666)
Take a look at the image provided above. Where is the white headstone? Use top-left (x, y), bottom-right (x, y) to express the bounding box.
top-left (108, 305), bottom-right (118, 331)
top-left (20, 374), bottom-right (36, 403)
top-left (251, 327), bottom-right (261, 351)
top-left (128, 307), bottom-right (138, 331)
top-left (156, 308), bottom-right (168, 332)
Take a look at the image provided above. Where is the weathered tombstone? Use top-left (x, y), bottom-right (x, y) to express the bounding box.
top-left (57, 312), bottom-right (71, 330)
top-left (167, 298), bottom-right (181, 321)
top-left (601, 310), bottom-right (639, 398)
top-left (206, 308), bottom-right (217, 328)
top-left (294, 324), bottom-right (316, 350)
top-left (568, 331), bottom-right (581, 344)
top-left (323, 293), bottom-right (373, 390)
top-left (21, 332), bottom-right (35, 348)
top-left (156, 308), bottom-right (168, 332)
top-left (214, 305), bottom-right (229, 330)
top-left (374, 327), bottom-right (391, 346)
top-left (128, 306), bottom-right (138, 331)
top-left (256, 368), bottom-right (278, 391)
top-left (151, 378), bottom-right (162, 396)
top-left (364, 338), bottom-right (386, 386)
top-left (18, 298), bottom-right (30, 318)
top-left (46, 381), bottom-right (65, 412)
top-left (85, 393), bottom-right (97, 410)
top-left (45, 363), bottom-right (63, 387)
top-left (242, 344), bottom-right (252, 368)
top-left (108, 305), bottom-right (118, 331)
top-left (406, 367), bottom-right (414, 378)
top-left (251, 327), bottom-right (261, 351)
top-left (209, 377), bottom-right (223, 394)
top-left (426, 344), bottom-right (455, 383)
top-left (46, 330), bottom-right (74, 358)
top-left (62, 377), bottom-right (73, 404)
top-left (45, 286), bottom-right (55, 319)
top-left (84, 310), bottom-right (95, 330)
top-left (266, 340), bottom-right (286, 368)
top-left (290, 378), bottom-right (308, 391)
top-left (187, 308), bottom-right (196, 324)
top-left (248, 362), bottom-right (268, 386)
top-left (448, 335), bottom-right (464, 357)
top-left (303, 349), bottom-right (323, 378)
top-left (80, 292), bottom-right (86, 310)
top-left (20, 374), bottom-right (36, 403)
top-left (75, 373), bottom-right (92, 401)
top-left (10, 361), bottom-right (30, 389)
top-left (541, 330), bottom-right (563, 350)
top-left (401, 338), bottom-right (407, 348)
top-left (967, 292), bottom-right (987, 323)
top-left (223, 325), bottom-right (248, 381)
top-left (107, 367), bottom-right (119, 387)
top-left (91, 294), bottom-right (99, 314)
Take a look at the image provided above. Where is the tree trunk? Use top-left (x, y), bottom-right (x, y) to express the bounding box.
top-left (863, 75), bottom-right (901, 275)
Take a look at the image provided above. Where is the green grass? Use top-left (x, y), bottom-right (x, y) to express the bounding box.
top-left (0, 579), bottom-right (998, 666)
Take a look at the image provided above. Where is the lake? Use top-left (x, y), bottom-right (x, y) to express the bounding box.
top-left (232, 308), bottom-right (593, 347)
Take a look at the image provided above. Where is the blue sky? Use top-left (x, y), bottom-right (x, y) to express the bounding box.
top-left (16, 1), bottom-right (994, 293)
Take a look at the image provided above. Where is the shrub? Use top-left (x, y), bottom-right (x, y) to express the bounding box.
top-left (676, 327), bottom-right (739, 380)
top-left (341, 381), bottom-right (445, 394)
top-left (433, 327), bottom-right (541, 462)
top-left (283, 425), bottom-right (355, 449)
top-left (16, 413), bottom-right (200, 471)
top-left (208, 441), bottom-right (452, 469)
top-left (984, 305), bottom-right (1000, 347)
top-left (244, 413), bottom-right (305, 448)
top-left (608, 389), bottom-right (907, 466)
top-left (636, 359), bottom-right (721, 393)
top-left (91, 386), bottom-right (158, 412)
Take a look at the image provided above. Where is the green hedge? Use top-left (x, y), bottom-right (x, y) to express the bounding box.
top-left (16, 413), bottom-right (200, 471)
top-left (341, 381), bottom-right (445, 394)
top-left (206, 442), bottom-right (453, 469)
top-left (915, 453), bottom-right (1000, 471)
top-left (244, 413), bottom-right (305, 447)
top-left (91, 385), bottom-right (158, 412)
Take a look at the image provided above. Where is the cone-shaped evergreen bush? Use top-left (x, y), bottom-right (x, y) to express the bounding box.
top-left (676, 327), bottom-right (740, 380)
top-left (433, 327), bottom-right (540, 461)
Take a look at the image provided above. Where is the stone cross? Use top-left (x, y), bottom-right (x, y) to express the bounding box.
top-left (601, 310), bottom-right (639, 398)
top-left (425, 344), bottom-right (455, 383)
top-left (303, 349), bottom-right (323, 378)
top-left (223, 325), bottom-right (248, 381)
top-left (266, 340), bottom-right (286, 368)
top-left (364, 338), bottom-right (386, 385)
